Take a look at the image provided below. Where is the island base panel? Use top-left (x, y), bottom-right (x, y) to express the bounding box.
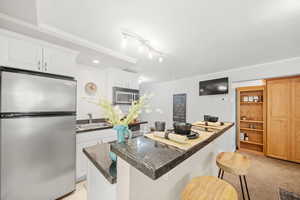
top-left (87, 160), bottom-right (116, 200)
top-left (116, 129), bottom-right (235, 200)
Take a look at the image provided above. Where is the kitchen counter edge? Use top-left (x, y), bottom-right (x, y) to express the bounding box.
top-left (111, 123), bottom-right (234, 180)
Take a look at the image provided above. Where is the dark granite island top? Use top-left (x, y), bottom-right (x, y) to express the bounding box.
top-left (82, 131), bottom-right (146, 184)
top-left (111, 123), bottom-right (234, 180)
top-left (83, 143), bottom-right (117, 184)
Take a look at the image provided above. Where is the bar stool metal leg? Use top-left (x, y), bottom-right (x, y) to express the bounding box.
top-left (239, 176), bottom-right (245, 200)
top-left (243, 175), bottom-right (250, 200)
top-left (221, 170), bottom-right (224, 179)
top-left (218, 169), bottom-right (221, 178)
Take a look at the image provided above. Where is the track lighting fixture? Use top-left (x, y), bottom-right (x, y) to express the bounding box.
top-left (121, 29), bottom-right (166, 62)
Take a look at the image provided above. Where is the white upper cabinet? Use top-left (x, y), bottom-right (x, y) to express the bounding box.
top-left (106, 68), bottom-right (139, 89)
top-left (128, 75), bottom-right (139, 90)
top-left (0, 35), bottom-right (9, 66)
top-left (105, 68), bottom-right (140, 101)
top-left (0, 30), bottom-right (78, 77)
top-left (8, 37), bottom-right (42, 71)
top-left (43, 46), bottom-right (76, 77)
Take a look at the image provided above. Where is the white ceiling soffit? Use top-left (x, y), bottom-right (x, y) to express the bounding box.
top-left (2, 0), bottom-right (300, 82)
top-left (37, 23), bottom-right (137, 65)
top-left (36, 0), bottom-right (300, 82)
top-left (0, 2), bottom-right (137, 68)
top-left (0, 0), bottom-right (38, 25)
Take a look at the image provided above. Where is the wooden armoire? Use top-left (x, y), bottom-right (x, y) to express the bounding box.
top-left (266, 76), bottom-right (300, 163)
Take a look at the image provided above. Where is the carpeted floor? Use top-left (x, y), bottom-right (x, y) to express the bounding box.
top-left (62, 152), bottom-right (300, 200)
top-left (223, 152), bottom-right (300, 200)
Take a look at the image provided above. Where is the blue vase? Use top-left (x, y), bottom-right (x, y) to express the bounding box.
top-left (109, 125), bottom-right (131, 162)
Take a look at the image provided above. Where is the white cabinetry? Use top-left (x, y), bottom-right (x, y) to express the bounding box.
top-left (87, 159), bottom-right (116, 200)
top-left (0, 34), bottom-right (9, 66)
top-left (107, 68), bottom-right (139, 89)
top-left (43, 46), bottom-right (76, 76)
top-left (76, 129), bottom-right (116, 181)
top-left (0, 30), bottom-right (78, 76)
top-left (8, 37), bottom-right (42, 71)
top-left (105, 68), bottom-right (140, 101)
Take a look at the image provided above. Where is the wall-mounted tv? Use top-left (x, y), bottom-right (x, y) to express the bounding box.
top-left (199, 77), bottom-right (229, 96)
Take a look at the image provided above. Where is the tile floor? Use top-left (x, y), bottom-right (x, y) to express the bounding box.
top-left (60, 181), bottom-right (87, 200)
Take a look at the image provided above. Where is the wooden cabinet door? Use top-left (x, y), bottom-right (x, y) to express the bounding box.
top-left (8, 38), bottom-right (42, 71)
top-left (267, 79), bottom-right (290, 160)
top-left (291, 78), bottom-right (300, 162)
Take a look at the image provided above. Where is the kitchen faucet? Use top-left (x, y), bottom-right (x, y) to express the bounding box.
top-left (87, 113), bottom-right (93, 124)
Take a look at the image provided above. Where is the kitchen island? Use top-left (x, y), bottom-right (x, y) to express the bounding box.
top-left (83, 143), bottom-right (117, 200)
top-left (84, 122), bottom-right (234, 200)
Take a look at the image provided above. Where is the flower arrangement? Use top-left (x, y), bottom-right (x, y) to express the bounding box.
top-left (86, 93), bottom-right (159, 162)
top-left (89, 93), bottom-right (153, 126)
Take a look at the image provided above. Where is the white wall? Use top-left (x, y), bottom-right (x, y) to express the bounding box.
top-left (140, 57), bottom-right (300, 147)
top-left (74, 65), bottom-right (108, 120)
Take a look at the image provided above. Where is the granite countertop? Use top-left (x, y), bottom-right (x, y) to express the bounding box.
top-left (76, 121), bottom-right (148, 134)
top-left (111, 123), bottom-right (234, 180)
top-left (83, 143), bottom-right (117, 184)
top-left (83, 131), bottom-right (145, 184)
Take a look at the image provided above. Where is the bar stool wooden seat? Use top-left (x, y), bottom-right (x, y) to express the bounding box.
top-left (181, 176), bottom-right (238, 200)
top-left (216, 152), bottom-right (251, 200)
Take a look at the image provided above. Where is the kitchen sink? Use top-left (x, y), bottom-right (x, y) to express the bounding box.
top-left (76, 122), bottom-right (112, 131)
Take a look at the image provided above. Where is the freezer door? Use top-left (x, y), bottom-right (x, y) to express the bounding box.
top-left (0, 116), bottom-right (76, 200)
top-left (1, 71), bottom-right (76, 113)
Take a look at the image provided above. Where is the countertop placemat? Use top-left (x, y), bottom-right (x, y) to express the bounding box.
top-left (145, 129), bottom-right (215, 151)
top-left (192, 121), bottom-right (232, 130)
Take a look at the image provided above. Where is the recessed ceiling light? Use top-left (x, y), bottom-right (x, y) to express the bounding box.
top-left (159, 57), bottom-right (164, 63)
top-left (93, 59), bottom-right (100, 64)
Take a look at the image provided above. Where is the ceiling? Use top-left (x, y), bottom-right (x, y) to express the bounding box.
top-left (2, 0), bottom-right (300, 82)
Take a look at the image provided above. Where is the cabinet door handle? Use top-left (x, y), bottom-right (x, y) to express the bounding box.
top-left (44, 62), bottom-right (48, 71)
top-left (38, 61), bottom-right (41, 70)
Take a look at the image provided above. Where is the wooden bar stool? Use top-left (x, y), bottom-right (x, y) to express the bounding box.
top-left (181, 176), bottom-right (238, 200)
top-left (216, 152), bottom-right (251, 200)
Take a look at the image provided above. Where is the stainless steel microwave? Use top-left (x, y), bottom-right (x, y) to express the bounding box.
top-left (113, 87), bottom-right (139, 105)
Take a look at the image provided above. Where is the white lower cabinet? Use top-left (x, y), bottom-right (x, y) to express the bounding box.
top-left (87, 159), bottom-right (116, 200)
top-left (76, 129), bottom-right (116, 181)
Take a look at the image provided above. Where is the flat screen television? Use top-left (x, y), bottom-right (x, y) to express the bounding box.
top-left (199, 77), bottom-right (229, 96)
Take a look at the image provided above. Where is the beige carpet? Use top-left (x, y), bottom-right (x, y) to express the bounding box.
top-left (223, 152), bottom-right (300, 200)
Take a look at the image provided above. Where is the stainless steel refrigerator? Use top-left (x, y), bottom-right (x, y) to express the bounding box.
top-left (0, 67), bottom-right (77, 200)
